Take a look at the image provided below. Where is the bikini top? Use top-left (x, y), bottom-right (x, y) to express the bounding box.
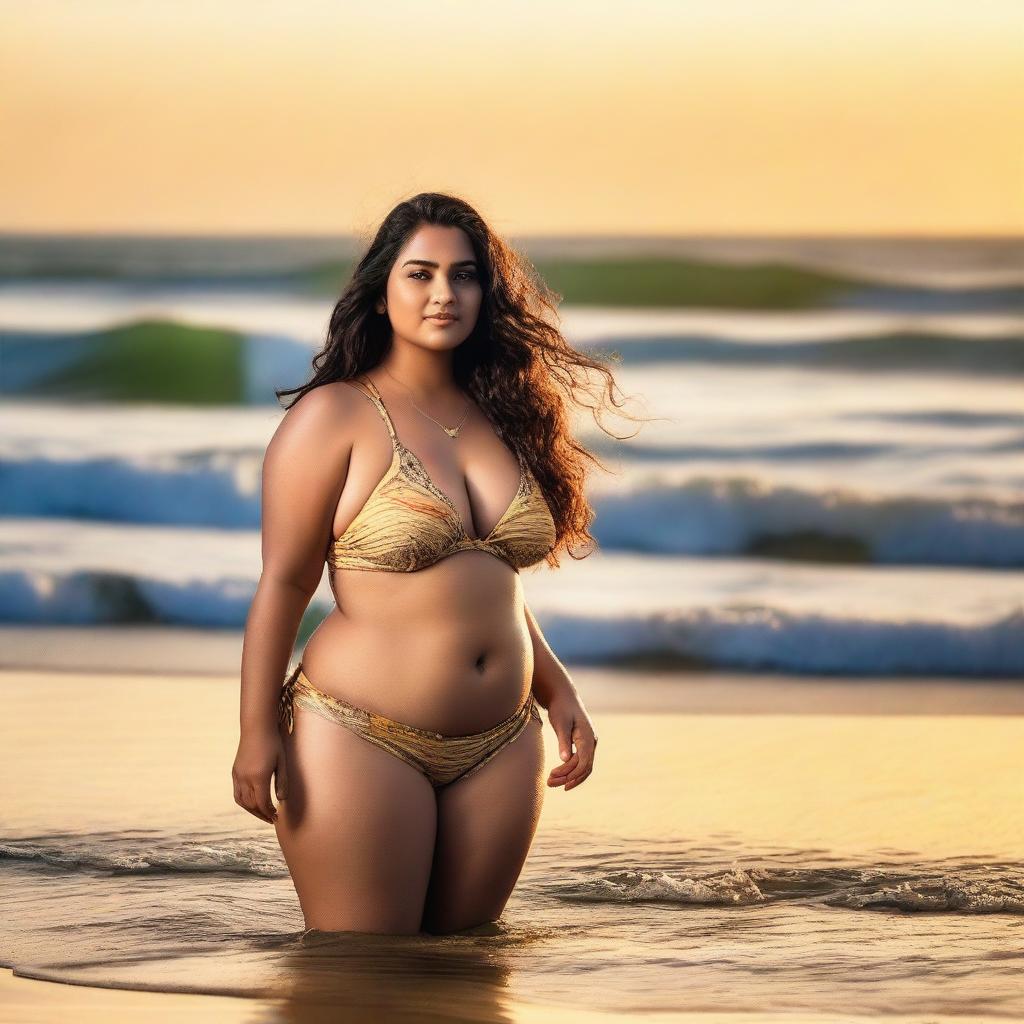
top-left (326, 377), bottom-right (557, 574)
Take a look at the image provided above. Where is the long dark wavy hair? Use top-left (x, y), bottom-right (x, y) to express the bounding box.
top-left (276, 192), bottom-right (643, 567)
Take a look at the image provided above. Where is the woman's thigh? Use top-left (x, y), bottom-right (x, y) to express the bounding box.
top-left (421, 713), bottom-right (546, 934)
top-left (275, 703), bottom-right (438, 934)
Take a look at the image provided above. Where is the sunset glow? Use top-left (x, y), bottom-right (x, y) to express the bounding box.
top-left (1, 0), bottom-right (1021, 234)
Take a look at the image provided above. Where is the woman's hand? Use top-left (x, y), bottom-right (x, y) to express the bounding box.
top-left (232, 725), bottom-right (288, 825)
top-left (544, 688), bottom-right (598, 792)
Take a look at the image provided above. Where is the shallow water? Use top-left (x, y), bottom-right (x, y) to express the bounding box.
top-left (4, 837), bottom-right (1023, 1018)
top-left (2, 669), bottom-right (1022, 1019)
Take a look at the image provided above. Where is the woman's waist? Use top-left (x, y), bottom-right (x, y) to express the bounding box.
top-left (298, 609), bottom-right (534, 732)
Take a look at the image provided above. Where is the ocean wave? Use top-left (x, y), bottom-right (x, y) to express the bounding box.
top-left (0, 451), bottom-right (263, 526)
top-left (585, 330), bottom-right (1024, 374)
top-left (2, 567), bottom-right (1021, 676)
top-left (5, 831), bottom-right (1021, 915)
top-left (5, 456), bottom-right (1023, 568)
top-left (0, 569), bottom-right (257, 628)
top-left (596, 428), bottom-right (1024, 469)
top-left (3, 320), bottom-right (1023, 412)
top-left (546, 863), bottom-right (1024, 914)
top-left (0, 830), bottom-right (285, 877)
top-left (0, 321), bottom-right (312, 404)
top-left (540, 605), bottom-right (1024, 677)
top-left (842, 409), bottom-right (1024, 428)
top-left (3, 237), bottom-right (1022, 311)
top-left (594, 476), bottom-right (1024, 568)
top-left (596, 438), bottom-right (918, 462)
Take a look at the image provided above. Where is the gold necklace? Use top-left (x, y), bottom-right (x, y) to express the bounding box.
top-left (381, 367), bottom-right (470, 439)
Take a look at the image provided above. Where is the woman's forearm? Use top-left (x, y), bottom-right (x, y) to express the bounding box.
top-left (239, 575), bottom-right (317, 733)
top-left (524, 602), bottom-right (578, 708)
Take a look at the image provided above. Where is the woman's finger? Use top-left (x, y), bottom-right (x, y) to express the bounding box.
top-left (547, 710), bottom-right (598, 787)
top-left (559, 755), bottom-right (593, 787)
top-left (549, 719), bottom-right (576, 764)
top-left (548, 751), bottom-right (578, 782)
top-left (559, 734), bottom-right (596, 786)
top-left (246, 780), bottom-right (276, 824)
top-left (552, 755), bottom-right (593, 789)
top-left (565, 766), bottom-right (593, 791)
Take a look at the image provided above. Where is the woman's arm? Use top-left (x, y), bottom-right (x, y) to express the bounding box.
top-left (525, 602), bottom-right (577, 709)
top-left (525, 602), bottom-right (598, 791)
top-left (233, 385), bottom-right (353, 823)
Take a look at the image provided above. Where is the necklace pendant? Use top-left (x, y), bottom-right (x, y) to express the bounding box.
top-left (444, 426), bottom-right (460, 438)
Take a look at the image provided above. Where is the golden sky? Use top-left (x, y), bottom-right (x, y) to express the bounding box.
top-left (1, 0), bottom-right (1021, 235)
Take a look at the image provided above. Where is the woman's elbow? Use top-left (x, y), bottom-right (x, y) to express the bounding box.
top-left (260, 561), bottom-right (324, 599)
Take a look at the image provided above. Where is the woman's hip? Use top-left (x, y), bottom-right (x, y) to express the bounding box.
top-left (279, 662), bottom-right (541, 789)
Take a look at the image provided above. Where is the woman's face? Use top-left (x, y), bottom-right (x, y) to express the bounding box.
top-left (378, 224), bottom-right (483, 352)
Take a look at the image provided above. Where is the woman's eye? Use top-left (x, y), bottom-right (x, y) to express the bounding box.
top-left (409, 271), bottom-right (476, 281)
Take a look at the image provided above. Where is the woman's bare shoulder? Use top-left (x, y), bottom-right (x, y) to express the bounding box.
top-left (268, 380), bottom-right (364, 457)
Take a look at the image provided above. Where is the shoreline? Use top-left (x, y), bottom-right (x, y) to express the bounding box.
top-left (4, 665), bottom-right (1024, 717)
top-left (2, 624), bottom-right (1024, 717)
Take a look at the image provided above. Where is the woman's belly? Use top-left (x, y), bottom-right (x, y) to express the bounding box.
top-left (300, 551), bottom-right (535, 734)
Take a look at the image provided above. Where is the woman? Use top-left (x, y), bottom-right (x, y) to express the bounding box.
top-left (232, 192), bottom-right (628, 935)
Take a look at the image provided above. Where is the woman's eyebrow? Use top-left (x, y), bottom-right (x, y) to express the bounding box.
top-left (401, 259), bottom-right (478, 269)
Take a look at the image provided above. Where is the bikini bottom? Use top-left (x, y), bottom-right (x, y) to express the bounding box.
top-left (277, 663), bottom-right (542, 789)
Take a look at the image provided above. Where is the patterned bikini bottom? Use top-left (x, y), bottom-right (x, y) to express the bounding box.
top-left (278, 663), bottom-right (542, 789)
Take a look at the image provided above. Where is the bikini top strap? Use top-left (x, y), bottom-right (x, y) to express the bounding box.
top-left (346, 376), bottom-right (398, 443)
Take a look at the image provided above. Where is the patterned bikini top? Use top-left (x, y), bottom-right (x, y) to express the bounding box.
top-left (327, 377), bottom-right (557, 574)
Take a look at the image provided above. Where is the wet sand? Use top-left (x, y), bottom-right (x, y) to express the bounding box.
top-left (2, 968), bottom-right (1018, 1024)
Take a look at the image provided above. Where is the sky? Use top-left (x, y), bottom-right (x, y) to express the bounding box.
top-left (1, 0), bottom-right (1021, 236)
